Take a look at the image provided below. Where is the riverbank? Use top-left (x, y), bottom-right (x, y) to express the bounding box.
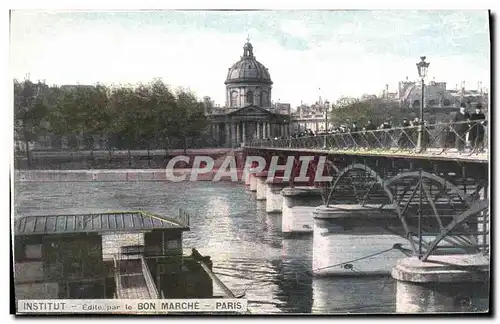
top-left (14, 148), bottom-right (242, 170)
top-left (14, 168), bottom-right (245, 182)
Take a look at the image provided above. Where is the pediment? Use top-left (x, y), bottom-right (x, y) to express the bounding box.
top-left (228, 105), bottom-right (273, 116)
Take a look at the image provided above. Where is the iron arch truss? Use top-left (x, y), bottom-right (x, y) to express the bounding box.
top-left (324, 165), bottom-right (489, 258)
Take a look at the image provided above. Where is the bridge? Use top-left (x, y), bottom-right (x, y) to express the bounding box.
top-left (241, 120), bottom-right (489, 310)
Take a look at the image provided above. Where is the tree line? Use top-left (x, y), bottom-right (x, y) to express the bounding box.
top-left (328, 97), bottom-right (459, 127)
top-left (14, 78), bottom-right (210, 162)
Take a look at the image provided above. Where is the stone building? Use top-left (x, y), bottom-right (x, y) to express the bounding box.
top-left (207, 40), bottom-right (290, 147)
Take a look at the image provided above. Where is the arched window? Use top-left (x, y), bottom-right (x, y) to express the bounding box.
top-left (427, 99), bottom-right (437, 106)
top-left (261, 91), bottom-right (268, 106)
top-left (412, 100), bottom-right (420, 108)
top-left (246, 91), bottom-right (254, 104)
top-left (443, 99), bottom-right (451, 106)
top-left (230, 91), bottom-right (238, 107)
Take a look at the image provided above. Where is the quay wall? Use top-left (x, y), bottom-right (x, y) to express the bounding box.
top-left (14, 169), bottom-right (245, 183)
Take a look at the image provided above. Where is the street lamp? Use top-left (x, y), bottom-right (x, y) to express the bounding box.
top-left (324, 101), bottom-right (330, 131)
top-left (324, 100), bottom-right (330, 148)
top-left (416, 56), bottom-right (430, 152)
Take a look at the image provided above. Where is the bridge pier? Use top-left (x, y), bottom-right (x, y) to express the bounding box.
top-left (249, 173), bottom-right (257, 192)
top-left (281, 187), bottom-right (323, 237)
top-left (265, 177), bottom-right (289, 213)
top-left (312, 204), bottom-right (410, 276)
top-left (255, 171), bottom-right (268, 201)
top-left (391, 254), bottom-right (489, 313)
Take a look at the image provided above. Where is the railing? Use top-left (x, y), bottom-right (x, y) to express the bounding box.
top-left (113, 256), bottom-right (123, 299)
top-left (140, 255), bottom-right (160, 299)
top-left (246, 120), bottom-right (488, 157)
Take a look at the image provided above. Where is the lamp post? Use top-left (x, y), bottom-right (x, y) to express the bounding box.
top-left (416, 56), bottom-right (430, 152)
top-left (324, 100), bottom-right (330, 148)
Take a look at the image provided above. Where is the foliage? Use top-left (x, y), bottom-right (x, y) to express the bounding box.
top-left (13, 78), bottom-right (209, 151)
top-left (13, 79), bottom-right (50, 160)
top-left (330, 98), bottom-right (409, 127)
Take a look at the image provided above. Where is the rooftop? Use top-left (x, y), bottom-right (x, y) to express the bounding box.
top-left (14, 211), bottom-right (190, 236)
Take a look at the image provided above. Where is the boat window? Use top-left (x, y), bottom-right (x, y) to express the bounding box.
top-left (25, 244), bottom-right (42, 260)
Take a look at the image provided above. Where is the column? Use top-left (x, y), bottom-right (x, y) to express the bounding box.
top-left (265, 122), bottom-right (270, 139)
top-left (215, 124), bottom-right (220, 146)
top-left (225, 123), bottom-right (230, 147)
top-left (256, 122), bottom-right (261, 140)
top-left (231, 123), bottom-right (237, 146)
top-left (235, 123), bottom-right (240, 145)
top-left (242, 122), bottom-right (246, 143)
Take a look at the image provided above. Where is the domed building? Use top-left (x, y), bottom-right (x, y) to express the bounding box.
top-left (208, 40), bottom-right (290, 148)
top-left (225, 41), bottom-right (273, 109)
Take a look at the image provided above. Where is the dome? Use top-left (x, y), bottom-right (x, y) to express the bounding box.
top-left (225, 42), bottom-right (273, 85)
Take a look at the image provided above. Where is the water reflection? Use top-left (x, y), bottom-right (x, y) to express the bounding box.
top-left (312, 276), bottom-right (396, 313)
top-left (15, 180), bottom-right (457, 314)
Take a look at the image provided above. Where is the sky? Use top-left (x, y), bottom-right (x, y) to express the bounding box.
top-left (10, 10), bottom-right (490, 107)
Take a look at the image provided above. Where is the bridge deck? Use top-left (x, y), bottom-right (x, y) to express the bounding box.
top-left (245, 147), bottom-right (487, 163)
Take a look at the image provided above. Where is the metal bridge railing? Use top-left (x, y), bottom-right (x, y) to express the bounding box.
top-left (246, 120), bottom-right (488, 156)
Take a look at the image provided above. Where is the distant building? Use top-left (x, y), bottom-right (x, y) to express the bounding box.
top-left (390, 77), bottom-right (488, 110)
top-left (291, 99), bottom-right (331, 133)
top-left (206, 40), bottom-right (291, 146)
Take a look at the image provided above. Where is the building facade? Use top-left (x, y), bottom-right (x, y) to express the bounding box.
top-left (207, 40), bottom-right (290, 147)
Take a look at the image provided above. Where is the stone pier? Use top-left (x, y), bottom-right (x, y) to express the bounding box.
top-left (249, 173), bottom-right (257, 192)
top-left (265, 177), bottom-right (289, 213)
top-left (244, 171), bottom-right (252, 186)
top-left (391, 254), bottom-right (489, 313)
top-left (255, 171), bottom-right (268, 201)
top-left (312, 204), bottom-right (410, 276)
top-left (281, 187), bottom-right (323, 237)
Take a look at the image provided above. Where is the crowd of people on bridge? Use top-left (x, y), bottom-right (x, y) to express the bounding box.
top-left (268, 104), bottom-right (487, 153)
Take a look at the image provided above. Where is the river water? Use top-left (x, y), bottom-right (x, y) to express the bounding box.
top-left (14, 180), bottom-right (402, 314)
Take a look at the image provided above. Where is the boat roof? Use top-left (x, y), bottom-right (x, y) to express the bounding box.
top-left (13, 211), bottom-right (190, 236)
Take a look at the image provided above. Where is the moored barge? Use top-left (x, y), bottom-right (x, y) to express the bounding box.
top-left (13, 210), bottom-right (234, 308)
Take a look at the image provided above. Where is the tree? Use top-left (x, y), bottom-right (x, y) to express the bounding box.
top-left (330, 98), bottom-right (406, 127)
top-left (171, 89), bottom-right (209, 154)
top-left (147, 79), bottom-right (177, 152)
top-left (14, 79), bottom-right (50, 166)
top-left (108, 86), bottom-right (140, 165)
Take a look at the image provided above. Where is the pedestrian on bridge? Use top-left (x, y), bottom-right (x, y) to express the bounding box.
top-left (398, 118), bottom-right (412, 149)
top-left (469, 105), bottom-right (486, 153)
top-left (452, 105), bottom-right (471, 152)
top-left (363, 120), bottom-right (377, 149)
top-left (349, 122), bottom-right (360, 149)
top-left (409, 117), bottom-right (420, 148)
top-left (381, 121), bottom-right (392, 149)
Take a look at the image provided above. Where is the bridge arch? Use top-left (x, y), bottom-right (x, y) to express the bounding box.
top-left (383, 170), bottom-right (486, 259)
top-left (324, 163), bottom-right (417, 253)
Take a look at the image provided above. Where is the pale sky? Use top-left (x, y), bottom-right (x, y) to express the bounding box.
top-left (10, 10), bottom-right (490, 107)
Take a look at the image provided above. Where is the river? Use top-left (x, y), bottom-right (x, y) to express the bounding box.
top-left (14, 180), bottom-right (405, 314)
